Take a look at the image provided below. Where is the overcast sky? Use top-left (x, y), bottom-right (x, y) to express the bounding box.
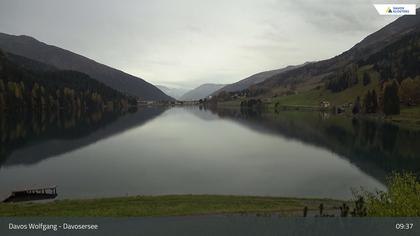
top-left (0, 0), bottom-right (417, 88)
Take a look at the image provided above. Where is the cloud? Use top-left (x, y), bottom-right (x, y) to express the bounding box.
top-left (0, 0), bottom-right (403, 88)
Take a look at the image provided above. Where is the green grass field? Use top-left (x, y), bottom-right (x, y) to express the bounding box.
top-left (272, 68), bottom-right (381, 107)
top-left (0, 195), bottom-right (343, 217)
top-left (244, 65), bottom-right (420, 127)
top-left (393, 106), bottom-right (420, 121)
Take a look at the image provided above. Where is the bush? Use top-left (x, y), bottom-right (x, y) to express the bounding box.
top-left (355, 172), bottom-right (420, 216)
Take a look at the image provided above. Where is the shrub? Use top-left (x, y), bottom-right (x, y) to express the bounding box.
top-left (355, 172), bottom-right (420, 216)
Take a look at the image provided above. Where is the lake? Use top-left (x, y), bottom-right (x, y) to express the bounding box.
top-left (1, 106), bottom-right (419, 200)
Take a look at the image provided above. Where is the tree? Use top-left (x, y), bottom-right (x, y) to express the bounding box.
top-left (363, 89), bottom-right (378, 113)
top-left (0, 51), bottom-right (130, 114)
top-left (372, 90), bottom-right (378, 113)
top-left (383, 81), bottom-right (400, 115)
top-left (363, 72), bottom-right (371, 86)
top-left (352, 96), bottom-right (361, 114)
top-left (326, 64), bottom-right (359, 93)
top-left (400, 77), bottom-right (420, 105)
top-left (0, 79), bottom-right (5, 92)
top-left (363, 90), bottom-right (371, 113)
top-left (14, 83), bottom-right (22, 99)
top-left (0, 94), bottom-right (4, 110)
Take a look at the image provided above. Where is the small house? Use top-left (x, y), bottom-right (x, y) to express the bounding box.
top-left (320, 100), bottom-right (330, 109)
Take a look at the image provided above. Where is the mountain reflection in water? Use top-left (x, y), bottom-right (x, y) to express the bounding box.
top-left (209, 107), bottom-right (420, 183)
top-left (1, 106), bottom-right (417, 200)
top-left (0, 107), bottom-right (166, 166)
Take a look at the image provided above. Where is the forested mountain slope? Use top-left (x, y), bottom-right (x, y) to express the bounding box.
top-left (0, 33), bottom-right (173, 101)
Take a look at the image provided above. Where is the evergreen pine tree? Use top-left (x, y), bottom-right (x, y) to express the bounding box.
top-left (363, 72), bottom-right (371, 86)
top-left (371, 89), bottom-right (378, 113)
top-left (352, 96), bottom-right (361, 114)
top-left (383, 81), bottom-right (400, 115)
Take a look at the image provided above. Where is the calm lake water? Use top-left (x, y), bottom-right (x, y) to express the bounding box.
top-left (1, 106), bottom-right (419, 200)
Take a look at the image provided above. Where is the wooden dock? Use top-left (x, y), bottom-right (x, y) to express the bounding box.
top-left (2, 186), bottom-right (57, 203)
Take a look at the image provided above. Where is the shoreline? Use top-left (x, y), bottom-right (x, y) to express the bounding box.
top-left (0, 194), bottom-right (345, 217)
top-left (215, 100), bottom-right (420, 129)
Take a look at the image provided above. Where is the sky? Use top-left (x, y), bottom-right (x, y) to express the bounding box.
top-left (0, 0), bottom-right (417, 89)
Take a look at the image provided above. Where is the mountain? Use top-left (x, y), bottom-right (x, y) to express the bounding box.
top-left (214, 63), bottom-right (310, 95)
top-left (248, 10), bottom-right (420, 96)
top-left (157, 85), bottom-right (189, 100)
top-left (180, 83), bottom-right (226, 101)
top-left (0, 32), bottom-right (173, 101)
top-left (0, 50), bottom-right (133, 111)
top-left (343, 9), bottom-right (420, 62)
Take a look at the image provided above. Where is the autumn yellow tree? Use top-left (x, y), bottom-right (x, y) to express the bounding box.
top-left (400, 77), bottom-right (420, 105)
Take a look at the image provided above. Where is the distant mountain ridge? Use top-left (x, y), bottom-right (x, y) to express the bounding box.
top-left (344, 8), bottom-right (420, 62)
top-left (180, 83), bottom-right (226, 101)
top-left (252, 9), bottom-right (420, 92)
top-left (214, 63), bottom-right (311, 95)
top-left (157, 85), bottom-right (189, 100)
top-left (0, 32), bottom-right (173, 101)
